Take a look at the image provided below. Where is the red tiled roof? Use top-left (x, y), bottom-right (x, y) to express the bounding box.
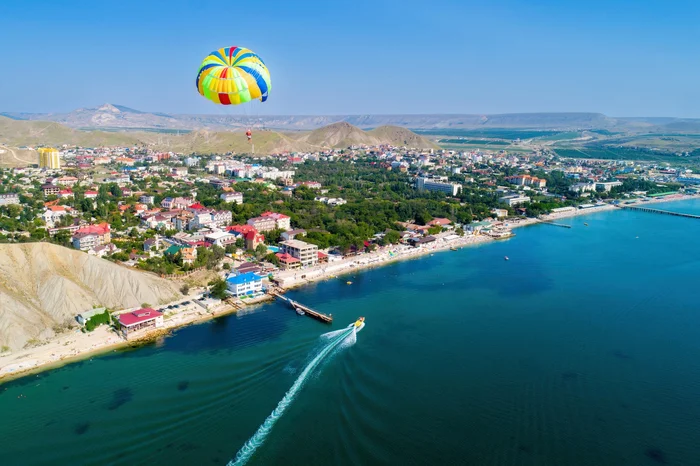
top-left (227, 224), bottom-right (257, 235)
top-left (188, 202), bottom-right (205, 210)
top-left (276, 252), bottom-right (300, 263)
top-left (118, 308), bottom-right (162, 326)
top-left (75, 223), bottom-right (110, 235)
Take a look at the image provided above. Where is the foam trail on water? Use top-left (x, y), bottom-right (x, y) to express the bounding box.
top-left (228, 326), bottom-right (356, 466)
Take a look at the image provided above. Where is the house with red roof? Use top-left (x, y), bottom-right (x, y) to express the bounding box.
top-left (71, 223), bottom-right (111, 251)
top-left (117, 308), bottom-right (164, 337)
top-left (275, 252), bottom-right (301, 270)
top-left (245, 230), bottom-right (265, 250)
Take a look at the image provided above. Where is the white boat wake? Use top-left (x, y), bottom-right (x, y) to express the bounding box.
top-left (227, 322), bottom-right (362, 465)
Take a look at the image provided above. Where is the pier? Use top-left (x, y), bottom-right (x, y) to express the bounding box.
top-left (268, 290), bottom-right (333, 323)
top-left (538, 220), bottom-right (572, 228)
top-left (619, 205), bottom-right (700, 219)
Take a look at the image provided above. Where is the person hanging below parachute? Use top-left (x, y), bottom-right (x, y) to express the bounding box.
top-left (195, 46), bottom-right (271, 146)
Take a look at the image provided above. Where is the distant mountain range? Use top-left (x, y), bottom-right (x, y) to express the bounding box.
top-left (4, 103), bottom-right (700, 132)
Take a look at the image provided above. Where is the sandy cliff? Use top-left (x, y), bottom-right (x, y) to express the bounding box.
top-left (0, 243), bottom-right (182, 350)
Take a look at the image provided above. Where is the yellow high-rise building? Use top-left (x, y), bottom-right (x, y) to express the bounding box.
top-left (38, 148), bottom-right (61, 169)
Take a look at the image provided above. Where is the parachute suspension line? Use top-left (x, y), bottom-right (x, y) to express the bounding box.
top-left (195, 45), bottom-right (271, 157)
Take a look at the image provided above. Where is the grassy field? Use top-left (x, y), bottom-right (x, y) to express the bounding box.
top-left (416, 128), bottom-right (564, 139)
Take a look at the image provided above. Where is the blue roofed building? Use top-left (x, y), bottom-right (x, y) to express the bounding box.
top-left (226, 272), bottom-right (264, 297)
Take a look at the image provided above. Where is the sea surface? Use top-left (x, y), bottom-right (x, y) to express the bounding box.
top-left (2, 199), bottom-right (700, 466)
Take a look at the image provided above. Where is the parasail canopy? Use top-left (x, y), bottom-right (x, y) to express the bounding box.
top-left (196, 46), bottom-right (271, 106)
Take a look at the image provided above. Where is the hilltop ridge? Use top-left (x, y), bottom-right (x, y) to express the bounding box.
top-left (0, 116), bottom-right (437, 153)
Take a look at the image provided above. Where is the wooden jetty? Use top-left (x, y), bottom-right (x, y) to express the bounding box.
top-left (619, 205), bottom-right (700, 219)
top-left (268, 290), bottom-right (333, 323)
top-left (538, 220), bottom-right (572, 228)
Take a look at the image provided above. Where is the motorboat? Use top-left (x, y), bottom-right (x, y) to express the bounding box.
top-left (350, 317), bottom-right (365, 331)
top-left (296, 309), bottom-right (305, 316)
top-left (504, 256), bottom-right (509, 261)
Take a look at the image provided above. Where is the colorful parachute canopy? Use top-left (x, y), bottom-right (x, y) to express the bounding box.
top-left (196, 46), bottom-right (271, 106)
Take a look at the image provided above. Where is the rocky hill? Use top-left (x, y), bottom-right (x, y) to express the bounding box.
top-left (0, 117), bottom-right (436, 154)
top-left (0, 243), bottom-right (182, 350)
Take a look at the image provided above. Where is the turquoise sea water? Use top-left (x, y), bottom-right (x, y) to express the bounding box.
top-left (1, 200), bottom-right (700, 466)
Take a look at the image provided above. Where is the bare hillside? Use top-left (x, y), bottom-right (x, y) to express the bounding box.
top-left (297, 122), bottom-right (436, 149)
top-left (0, 243), bottom-right (182, 350)
top-left (368, 125), bottom-right (439, 149)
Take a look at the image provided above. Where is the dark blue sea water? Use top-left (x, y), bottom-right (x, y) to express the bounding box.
top-left (1, 200), bottom-right (700, 466)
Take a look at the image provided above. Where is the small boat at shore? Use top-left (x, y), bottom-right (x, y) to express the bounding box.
top-left (296, 309), bottom-right (305, 316)
top-left (450, 247), bottom-right (457, 251)
top-left (346, 281), bottom-right (353, 285)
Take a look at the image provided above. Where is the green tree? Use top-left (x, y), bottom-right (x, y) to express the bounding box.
top-left (209, 278), bottom-right (228, 300)
top-left (381, 230), bottom-right (401, 245)
top-left (254, 243), bottom-right (268, 259)
top-left (264, 252), bottom-right (281, 266)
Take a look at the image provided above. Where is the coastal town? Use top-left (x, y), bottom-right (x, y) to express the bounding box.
top-left (1, 139), bottom-right (699, 379)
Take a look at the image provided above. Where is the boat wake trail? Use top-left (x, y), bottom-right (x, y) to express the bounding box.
top-left (227, 325), bottom-right (358, 466)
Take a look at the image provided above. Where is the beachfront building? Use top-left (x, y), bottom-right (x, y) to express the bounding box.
top-left (499, 195), bottom-right (531, 207)
top-left (569, 182), bottom-right (596, 194)
top-left (38, 148), bottom-right (61, 169)
top-left (279, 239), bottom-right (318, 267)
top-left (595, 181), bottom-right (623, 192)
top-left (276, 252), bottom-right (301, 270)
top-left (416, 176), bottom-right (463, 196)
top-left (76, 307), bottom-right (107, 326)
top-left (550, 206), bottom-right (577, 214)
top-left (226, 272), bottom-right (264, 297)
top-left (117, 308), bottom-right (164, 338)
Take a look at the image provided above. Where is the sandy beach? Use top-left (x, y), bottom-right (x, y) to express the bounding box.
top-left (2, 193), bottom-right (697, 383)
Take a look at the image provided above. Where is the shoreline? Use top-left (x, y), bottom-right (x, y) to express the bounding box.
top-left (2, 193), bottom-right (697, 384)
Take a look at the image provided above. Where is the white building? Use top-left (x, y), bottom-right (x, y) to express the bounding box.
top-left (569, 182), bottom-right (597, 193)
top-left (226, 272), bottom-right (263, 297)
top-left (220, 192), bottom-right (243, 204)
top-left (416, 177), bottom-right (462, 196)
top-left (595, 181), bottom-right (623, 192)
top-left (0, 193), bottom-right (20, 205)
top-left (499, 195), bottom-right (531, 207)
top-left (204, 231), bottom-right (238, 247)
top-left (279, 239), bottom-right (318, 267)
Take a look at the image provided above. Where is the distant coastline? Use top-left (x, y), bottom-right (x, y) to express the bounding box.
top-left (1, 193), bottom-right (697, 384)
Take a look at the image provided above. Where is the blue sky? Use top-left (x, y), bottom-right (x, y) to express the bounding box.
top-left (1, 0), bottom-right (698, 116)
